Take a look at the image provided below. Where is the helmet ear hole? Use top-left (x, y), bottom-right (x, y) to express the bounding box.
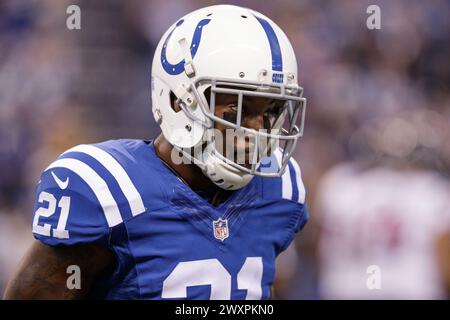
top-left (203, 87), bottom-right (211, 105)
top-left (170, 91), bottom-right (181, 113)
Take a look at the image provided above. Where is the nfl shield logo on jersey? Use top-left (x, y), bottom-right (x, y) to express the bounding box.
top-left (213, 218), bottom-right (229, 241)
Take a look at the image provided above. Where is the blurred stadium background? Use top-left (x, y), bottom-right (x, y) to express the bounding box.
top-left (0, 0), bottom-right (449, 299)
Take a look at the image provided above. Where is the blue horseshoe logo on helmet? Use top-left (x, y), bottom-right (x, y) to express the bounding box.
top-left (161, 19), bottom-right (211, 75)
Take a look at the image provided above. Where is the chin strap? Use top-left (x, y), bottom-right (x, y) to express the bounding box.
top-left (202, 151), bottom-right (253, 190)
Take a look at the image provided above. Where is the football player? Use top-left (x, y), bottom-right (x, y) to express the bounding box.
top-left (4, 5), bottom-right (308, 299)
top-left (317, 113), bottom-right (450, 299)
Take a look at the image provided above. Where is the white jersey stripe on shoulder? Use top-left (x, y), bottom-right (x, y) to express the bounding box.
top-left (46, 158), bottom-right (123, 227)
top-left (274, 149), bottom-right (292, 200)
top-left (64, 144), bottom-right (146, 216)
top-left (290, 158), bottom-right (306, 204)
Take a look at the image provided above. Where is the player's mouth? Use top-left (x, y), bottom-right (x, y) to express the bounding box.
top-left (233, 145), bottom-right (258, 168)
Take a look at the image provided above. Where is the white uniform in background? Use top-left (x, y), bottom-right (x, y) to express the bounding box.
top-left (317, 163), bottom-right (450, 299)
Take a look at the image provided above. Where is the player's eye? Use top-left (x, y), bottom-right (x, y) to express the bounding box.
top-left (222, 104), bottom-right (238, 123)
top-left (227, 104), bottom-right (238, 113)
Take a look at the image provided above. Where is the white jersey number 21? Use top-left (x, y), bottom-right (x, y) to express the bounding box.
top-left (162, 257), bottom-right (263, 299)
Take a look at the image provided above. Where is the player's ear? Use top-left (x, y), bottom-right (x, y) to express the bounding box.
top-left (204, 87), bottom-right (211, 105)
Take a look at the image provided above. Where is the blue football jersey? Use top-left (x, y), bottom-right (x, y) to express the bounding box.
top-left (32, 139), bottom-right (308, 299)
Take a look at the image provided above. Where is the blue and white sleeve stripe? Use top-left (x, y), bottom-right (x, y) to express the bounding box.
top-left (45, 158), bottom-right (123, 227)
top-left (273, 149), bottom-right (306, 204)
top-left (62, 144), bottom-right (145, 216)
top-left (45, 144), bottom-right (146, 227)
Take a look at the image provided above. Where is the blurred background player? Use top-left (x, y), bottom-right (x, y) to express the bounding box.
top-left (316, 111), bottom-right (450, 299)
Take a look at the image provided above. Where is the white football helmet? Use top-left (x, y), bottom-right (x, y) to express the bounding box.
top-left (151, 4), bottom-right (306, 190)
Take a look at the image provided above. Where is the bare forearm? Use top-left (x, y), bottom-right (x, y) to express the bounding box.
top-left (3, 241), bottom-right (114, 299)
top-left (4, 267), bottom-right (82, 299)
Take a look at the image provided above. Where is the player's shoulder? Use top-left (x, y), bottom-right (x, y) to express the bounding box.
top-left (255, 150), bottom-right (309, 252)
top-left (60, 138), bottom-right (148, 167)
top-left (37, 139), bottom-right (154, 224)
top-left (258, 149), bottom-right (306, 205)
top-left (32, 139), bottom-right (158, 246)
